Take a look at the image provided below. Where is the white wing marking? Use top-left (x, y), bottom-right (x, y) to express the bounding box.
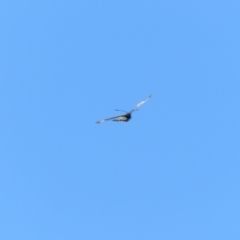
top-left (131, 94), bottom-right (152, 112)
top-left (113, 116), bottom-right (128, 121)
top-left (96, 114), bottom-right (125, 124)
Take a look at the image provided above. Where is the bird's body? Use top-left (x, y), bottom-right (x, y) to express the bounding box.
top-left (96, 95), bottom-right (152, 124)
top-left (112, 112), bottom-right (131, 122)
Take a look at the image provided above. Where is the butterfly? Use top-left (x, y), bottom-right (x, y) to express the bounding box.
top-left (96, 94), bottom-right (152, 124)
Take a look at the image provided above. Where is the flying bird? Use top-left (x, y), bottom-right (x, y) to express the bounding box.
top-left (96, 94), bottom-right (152, 124)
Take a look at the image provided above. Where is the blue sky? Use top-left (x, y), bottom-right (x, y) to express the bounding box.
top-left (1, 1), bottom-right (240, 239)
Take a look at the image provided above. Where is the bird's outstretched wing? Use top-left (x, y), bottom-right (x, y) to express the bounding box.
top-left (96, 114), bottom-right (125, 124)
top-left (130, 94), bottom-right (152, 113)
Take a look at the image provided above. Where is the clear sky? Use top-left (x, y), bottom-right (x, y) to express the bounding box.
top-left (1, 1), bottom-right (240, 239)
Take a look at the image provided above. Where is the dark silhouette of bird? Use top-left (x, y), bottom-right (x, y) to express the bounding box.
top-left (96, 94), bottom-right (152, 124)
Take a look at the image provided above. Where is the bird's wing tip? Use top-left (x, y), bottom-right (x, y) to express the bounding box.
top-left (96, 120), bottom-right (104, 124)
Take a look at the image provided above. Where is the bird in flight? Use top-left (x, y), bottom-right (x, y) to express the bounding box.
top-left (96, 94), bottom-right (152, 124)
